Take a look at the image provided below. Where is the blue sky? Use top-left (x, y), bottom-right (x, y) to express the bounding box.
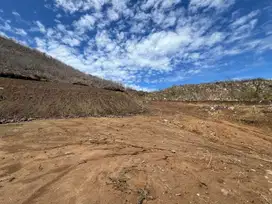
top-left (0, 0), bottom-right (271, 91)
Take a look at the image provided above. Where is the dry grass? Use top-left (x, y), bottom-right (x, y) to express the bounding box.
top-left (148, 79), bottom-right (272, 102)
top-left (0, 78), bottom-right (145, 122)
top-left (0, 35), bottom-right (123, 90)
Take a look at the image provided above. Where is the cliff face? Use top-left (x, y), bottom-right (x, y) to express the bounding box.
top-left (148, 79), bottom-right (272, 101)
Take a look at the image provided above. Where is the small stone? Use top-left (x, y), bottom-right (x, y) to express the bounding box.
top-left (147, 195), bottom-right (155, 200)
top-left (266, 170), bottom-right (272, 175)
top-left (9, 177), bottom-right (15, 182)
top-left (196, 193), bottom-right (200, 196)
top-left (0, 119), bottom-right (6, 124)
top-left (217, 178), bottom-right (224, 184)
top-left (171, 150), bottom-right (176, 153)
top-left (221, 188), bottom-right (229, 196)
top-left (269, 188), bottom-right (272, 192)
top-left (250, 169), bottom-right (256, 172)
top-left (39, 164), bottom-right (43, 171)
top-left (175, 193), bottom-right (182, 196)
top-left (65, 152), bottom-right (72, 155)
top-left (228, 106), bottom-right (235, 111)
top-left (78, 160), bottom-right (87, 164)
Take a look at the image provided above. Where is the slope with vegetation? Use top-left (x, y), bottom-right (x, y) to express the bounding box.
top-left (0, 35), bottom-right (143, 123)
top-left (148, 79), bottom-right (272, 102)
top-left (0, 35), bottom-right (122, 90)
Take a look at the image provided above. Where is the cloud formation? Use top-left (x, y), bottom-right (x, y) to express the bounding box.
top-left (0, 0), bottom-right (271, 90)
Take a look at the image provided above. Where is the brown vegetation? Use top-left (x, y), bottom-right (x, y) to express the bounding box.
top-left (0, 78), bottom-right (144, 123)
top-left (148, 79), bottom-right (272, 102)
top-left (0, 35), bottom-right (145, 122)
top-left (0, 35), bottom-right (123, 90)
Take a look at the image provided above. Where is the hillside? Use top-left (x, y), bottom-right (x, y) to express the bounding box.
top-left (0, 35), bottom-right (122, 90)
top-left (0, 78), bottom-right (144, 123)
top-left (0, 36), bottom-right (144, 123)
top-left (148, 79), bottom-right (272, 102)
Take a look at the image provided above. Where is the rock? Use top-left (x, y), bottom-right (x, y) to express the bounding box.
top-left (9, 177), bottom-right (15, 182)
top-left (228, 106), bottom-right (235, 111)
top-left (171, 150), bottom-right (176, 153)
top-left (0, 95), bottom-right (6, 101)
top-left (269, 188), bottom-right (272, 192)
top-left (0, 87), bottom-right (4, 90)
top-left (175, 193), bottom-right (182, 196)
top-left (221, 188), bottom-right (229, 196)
top-left (0, 119), bottom-right (6, 124)
top-left (147, 195), bottom-right (155, 200)
top-left (196, 193), bottom-right (200, 196)
top-left (78, 160), bottom-right (87, 164)
top-left (266, 170), bottom-right (272, 175)
top-left (217, 178), bottom-right (224, 184)
top-left (21, 117), bottom-right (27, 122)
top-left (250, 169), bottom-right (256, 172)
top-left (39, 164), bottom-right (43, 171)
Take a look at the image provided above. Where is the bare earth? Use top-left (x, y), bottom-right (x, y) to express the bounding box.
top-left (0, 102), bottom-right (272, 204)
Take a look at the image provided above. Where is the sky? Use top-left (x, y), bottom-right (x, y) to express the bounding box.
top-left (0, 0), bottom-right (272, 91)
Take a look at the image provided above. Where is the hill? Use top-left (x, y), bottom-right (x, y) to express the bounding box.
top-left (147, 79), bottom-right (272, 102)
top-left (0, 36), bottom-right (144, 123)
top-left (0, 35), bottom-right (122, 90)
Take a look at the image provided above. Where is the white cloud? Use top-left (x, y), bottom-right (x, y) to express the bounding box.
top-left (0, 22), bottom-right (12, 32)
top-left (141, 0), bottom-right (158, 10)
top-left (12, 11), bottom-right (20, 17)
top-left (15, 28), bottom-right (27, 36)
top-left (0, 31), bottom-right (8, 37)
top-left (73, 14), bottom-right (96, 33)
top-left (36, 21), bottom-right (46, 33)
top-left (53, 0), bottom-right (109, 13)
top-left (62, 36), bottom-right (81, 46)
top-left (1, 0), bottom-right (271, 90)
top-left (231, 10), bottom-right (259, 28)
top-left (107, 8), bottom-right (119, 21)
top-left (189, 0), bottom-right (235, 12)
top-left (206, 32), bottom-right (226, 46)
top-left (125, 84), bottom-right (156, 92)
top-left (130, 22), bottom-right (145, 33)
top-left (261, 20), bottom-right (272, 35)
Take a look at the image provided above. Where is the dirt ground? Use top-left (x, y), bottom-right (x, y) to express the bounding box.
top-left (0, 101), bottom-right (271, 204)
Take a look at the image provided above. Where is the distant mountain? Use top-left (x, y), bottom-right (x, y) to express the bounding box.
top-left (147, 79), bottom-right (272, 102)
top-left (0, 35), bottom-right (123, 91)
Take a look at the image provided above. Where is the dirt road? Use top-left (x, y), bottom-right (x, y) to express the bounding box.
top-left (0, 102), bottom-right (271, 204)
